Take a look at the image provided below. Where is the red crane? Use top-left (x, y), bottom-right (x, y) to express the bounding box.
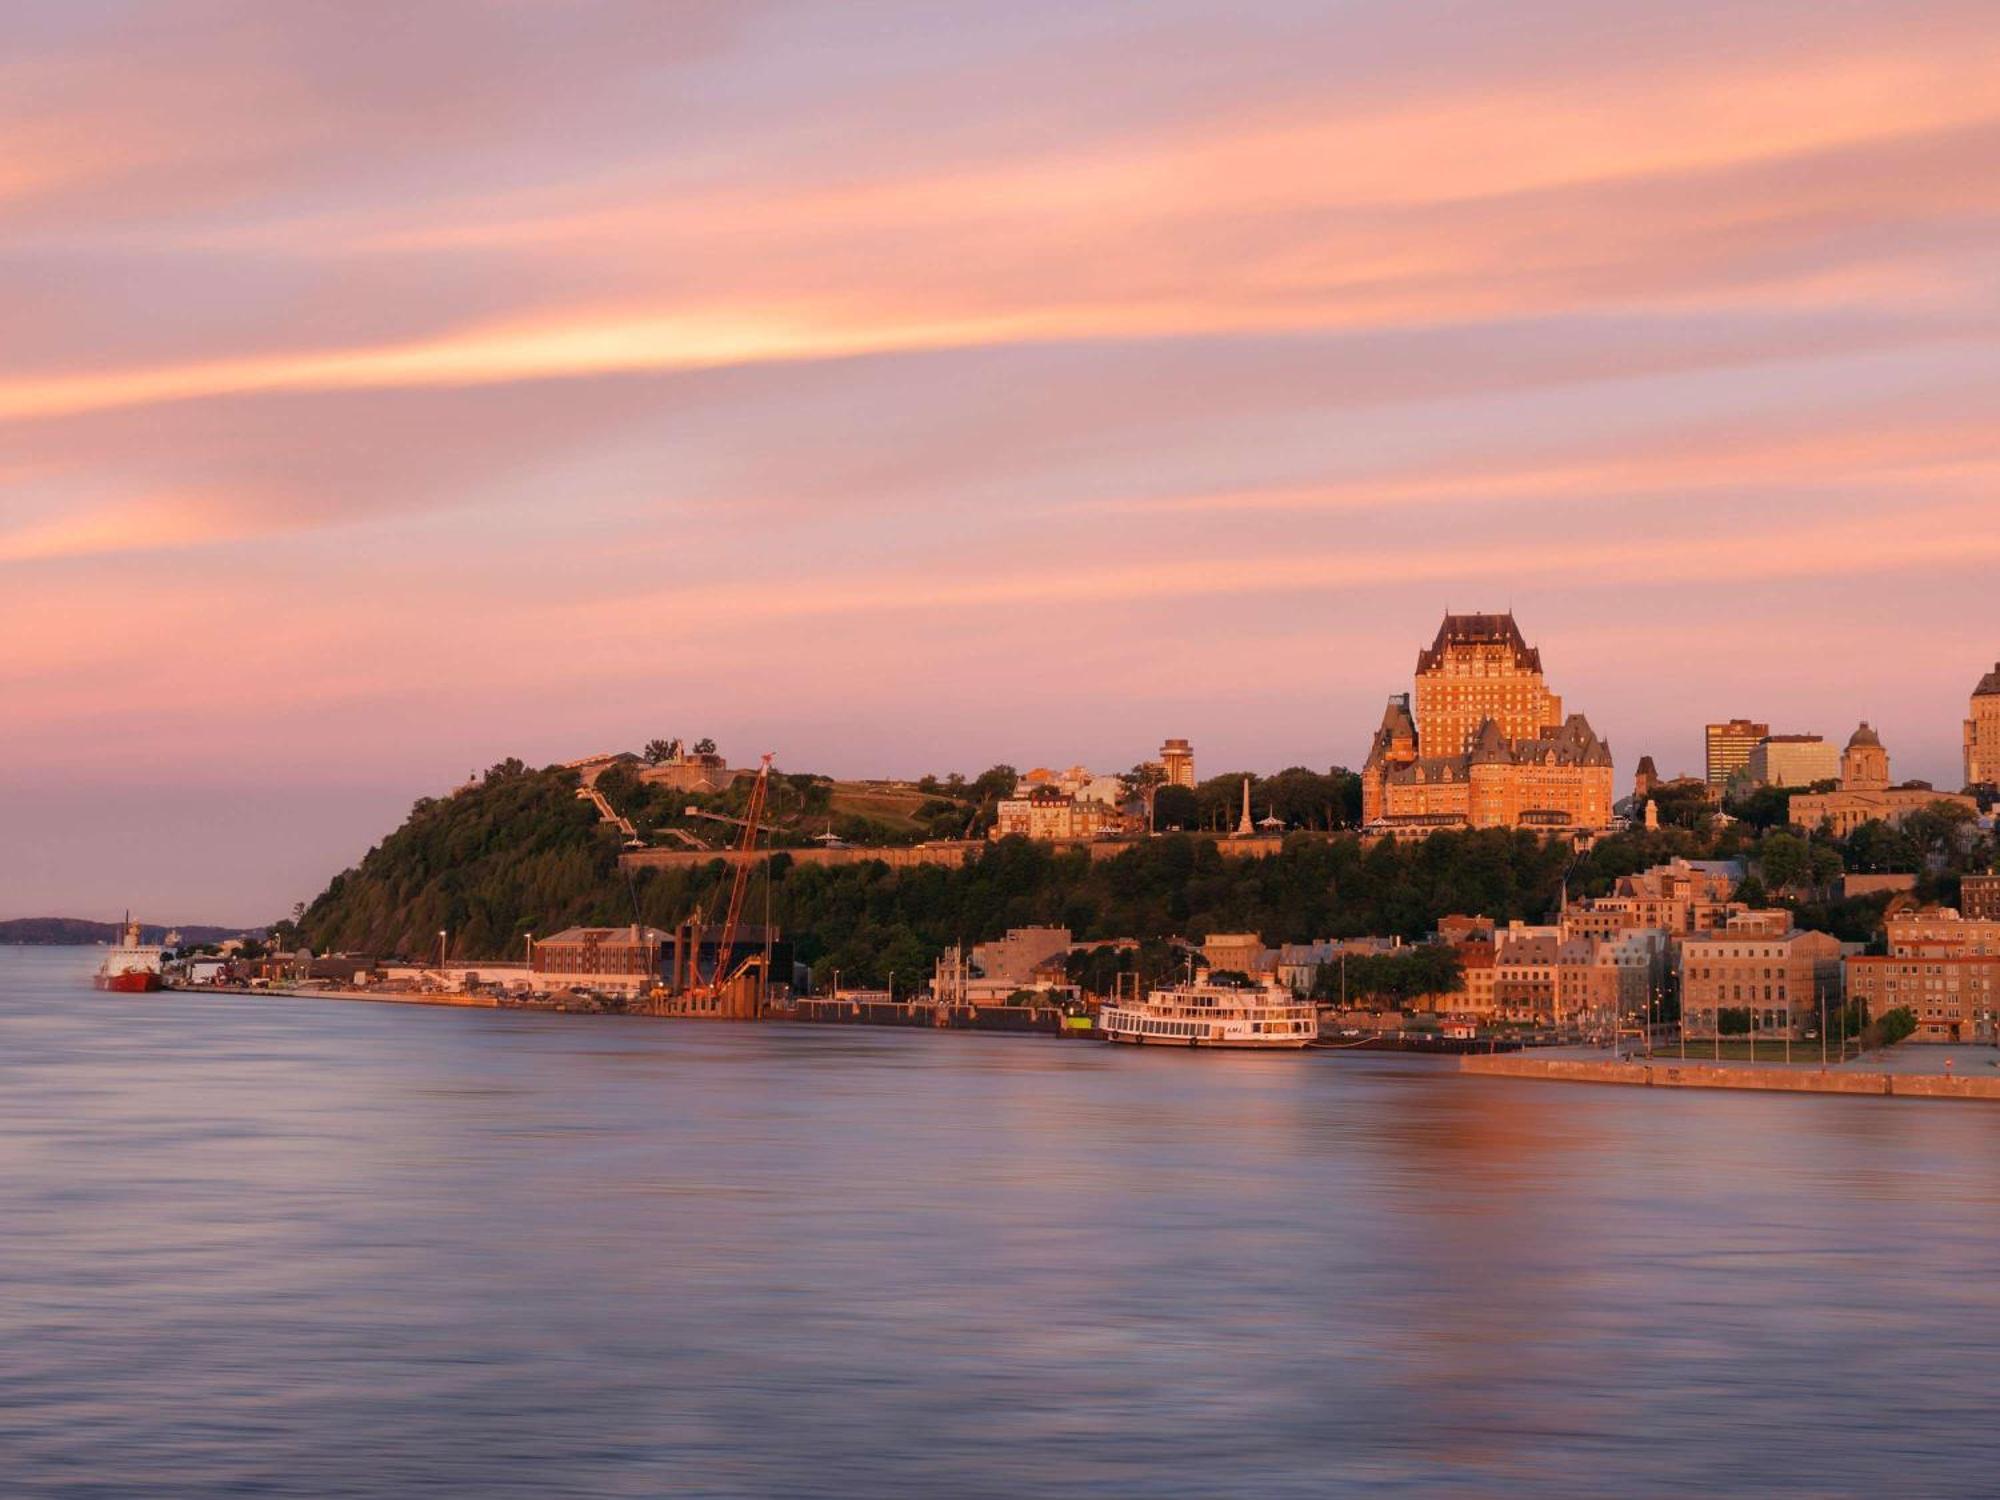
top-left (705, 753), bottom-right (774, 1010)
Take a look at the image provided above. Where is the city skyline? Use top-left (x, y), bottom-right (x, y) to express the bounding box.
top-left (6, 1), bottom-right (2000, 919)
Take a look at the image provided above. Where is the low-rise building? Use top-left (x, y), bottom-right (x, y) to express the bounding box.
top-left (1560, 858), bottom-right (1747, 939)
top-left (1961, 874), bottom-right (2000, 922)
top-left (1275, 936), bottom-right (1404, 995)
top-left (1884, 909), bottom-right (2000, 957)
top-left (970, 926), bottom-right (1074, 985)
top-left (1203, 932), bottom-right (1276, 977)
top-left (1846, 955), bottom-right (2000, 1043)
top-left (637, 749), bottom-right (739, 794)
top-left (990, 785), bottom-right (1126, 841)
top-left (1679, 925), bottom-right (1844, 1039)
top-left (1845, 907), bottom-right (2000, 1043)
top-left (530, 925), bottom-right (670, 995)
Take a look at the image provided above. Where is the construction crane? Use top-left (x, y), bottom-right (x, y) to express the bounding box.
top-left (702, 753), bottom-right (774, 1012)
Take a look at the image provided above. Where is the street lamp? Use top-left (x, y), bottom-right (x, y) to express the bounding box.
top-left (437, 929), bottom-right (448, 970)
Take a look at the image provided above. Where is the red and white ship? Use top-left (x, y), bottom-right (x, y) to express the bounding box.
top-left (94, 916), bottom-right (165, 993)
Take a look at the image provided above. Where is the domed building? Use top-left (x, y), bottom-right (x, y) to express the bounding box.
top-left (1789, 721), bottom-right (1976, 837)
top-left (1840, 722), bottom-right (1890, 790)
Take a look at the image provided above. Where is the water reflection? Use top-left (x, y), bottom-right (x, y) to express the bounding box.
top-left (5, 945), bottom-right (2000, 1496)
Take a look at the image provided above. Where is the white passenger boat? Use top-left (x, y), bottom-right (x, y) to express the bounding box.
top-left (1099, 977), bottom-right (1317, 1049)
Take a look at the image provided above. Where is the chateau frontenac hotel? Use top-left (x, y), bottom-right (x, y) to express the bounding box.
top-left (1363, 613), bottom-right (1615, 836)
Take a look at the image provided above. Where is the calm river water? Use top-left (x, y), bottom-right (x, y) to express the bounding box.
top-left (7, 945), bottom-right (2000, 1497)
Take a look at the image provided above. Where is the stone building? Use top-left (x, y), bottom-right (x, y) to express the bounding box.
top-left (1883, 908), bottom-right (2000, 957)
top-left (970, 927), bottom-right (1074, 986)
top-left (1202, 932), bottom-right (1276, 977)
top-left (1966, 664), bottom-right (2000, 789)
top-left (1961, 874), bottom-right (2000, 922)
top-left (1559, 858), bottom-right (1748, 939)
top-left (991, 785), bottom-right (1126, 841)
top-left (531, 925), bottom-right (670, 994)
top-left (1678, 923), bottom-right (1845, 1040)
top-left (1847, 909), bottom-right (2000, 1042)
top-left (1362, 613), bottom-right (1614, 836)
top-left (1787, 723), bottom-right (1977, 837)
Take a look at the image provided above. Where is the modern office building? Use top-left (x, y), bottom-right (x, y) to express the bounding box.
top-left (1705, 719), bottom-right (1770, 788)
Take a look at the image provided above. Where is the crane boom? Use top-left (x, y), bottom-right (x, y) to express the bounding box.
top-left (708, 753), bottom-right (774, 1008)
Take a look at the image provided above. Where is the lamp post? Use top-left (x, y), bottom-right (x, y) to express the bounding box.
top-left (437, 929), bottom-right (447, 971)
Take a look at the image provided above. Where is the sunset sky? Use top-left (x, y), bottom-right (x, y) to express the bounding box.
top-left (6, 0), bottom-right (2000, 922)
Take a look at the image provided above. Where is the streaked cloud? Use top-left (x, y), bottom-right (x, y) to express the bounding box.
top-left (5, 0), bottom-right (1999, 918)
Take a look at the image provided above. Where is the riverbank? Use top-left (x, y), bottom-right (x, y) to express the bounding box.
top-left (170, 983), bottom-right (496, 1009)
top-left (1462, 1053), bottom-right (2000, 1101)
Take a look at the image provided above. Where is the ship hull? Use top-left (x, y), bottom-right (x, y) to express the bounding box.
top-left (94, 971), bottom-right (163, 993)
top-left (1103, 1030), bottom-right (1312, 1049)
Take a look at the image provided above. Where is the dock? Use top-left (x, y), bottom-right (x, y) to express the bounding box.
top-left (1461, 1053), bottom-right (2000, 1101)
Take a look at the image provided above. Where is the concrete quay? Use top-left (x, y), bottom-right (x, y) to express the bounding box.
top-left (170, 983), bottom-right (497, 1009)
top-left (1462, 1053), bottom-right (2000, 1101)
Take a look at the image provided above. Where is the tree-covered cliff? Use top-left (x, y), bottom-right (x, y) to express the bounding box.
top-left (299, 761), bottom-right (619, 958)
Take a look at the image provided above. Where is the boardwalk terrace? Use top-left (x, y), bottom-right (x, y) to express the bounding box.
top-left (1362, 612), bottom-right (1614, 837)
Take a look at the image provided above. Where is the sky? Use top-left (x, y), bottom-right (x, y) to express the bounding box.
top-left (5, 0), bottom-right (1999, 924)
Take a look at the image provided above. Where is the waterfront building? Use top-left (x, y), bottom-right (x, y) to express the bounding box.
top-left (1678, 924), bottom-right (1844, 1040)
top-left (1455, 938), bottom-right (1497, 1015)
top-left (1705, 720), bottom-right (1770, 788)
top-left (1967, 664), bottom-right (2000, 788)
top-left (1846, 954), bottom-right (2000, 1043)
top-left (531, 925), bottom-right (671, 995)
top-left (1960, 874), bottom-right (2000, 922)
top-left (1744, 734), bottom-right (1840, 789)
top-left (1362, 612), bottom-right (1614, 836)
top-left (970, 926), bottom-right (1073, 986)
top-left (1788, 724), bottom-right (1978, 836)
top-left (1848, 906), bottom-right (2000, 1043)
top-left (1274, 936), bottom-right (1404, 996)
top-left (1492, 923), bottom-right (1561, 1021)
top-left (1203, 931), bottom-right (1276, 977)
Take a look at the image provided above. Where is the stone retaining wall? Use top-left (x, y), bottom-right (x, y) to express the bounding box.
top-left (1461, 1053), bottom-right (2000, 1100)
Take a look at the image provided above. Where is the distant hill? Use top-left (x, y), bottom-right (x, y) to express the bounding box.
top-left (0, 918), bottom-right (252, 946)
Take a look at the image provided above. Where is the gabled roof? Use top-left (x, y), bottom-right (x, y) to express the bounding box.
top-left (1469, 718), bottom-right (1515, 765)
top-left (1416, 612), bottom-right (1542, 675)
top-left (1975, 663), bottom-right (2000, 699)
top-left (1363, 695), bottom-right (1418, 769)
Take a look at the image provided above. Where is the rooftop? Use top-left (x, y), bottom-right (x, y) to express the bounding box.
top-left (1416, 612), bottom-right (1543, 676)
